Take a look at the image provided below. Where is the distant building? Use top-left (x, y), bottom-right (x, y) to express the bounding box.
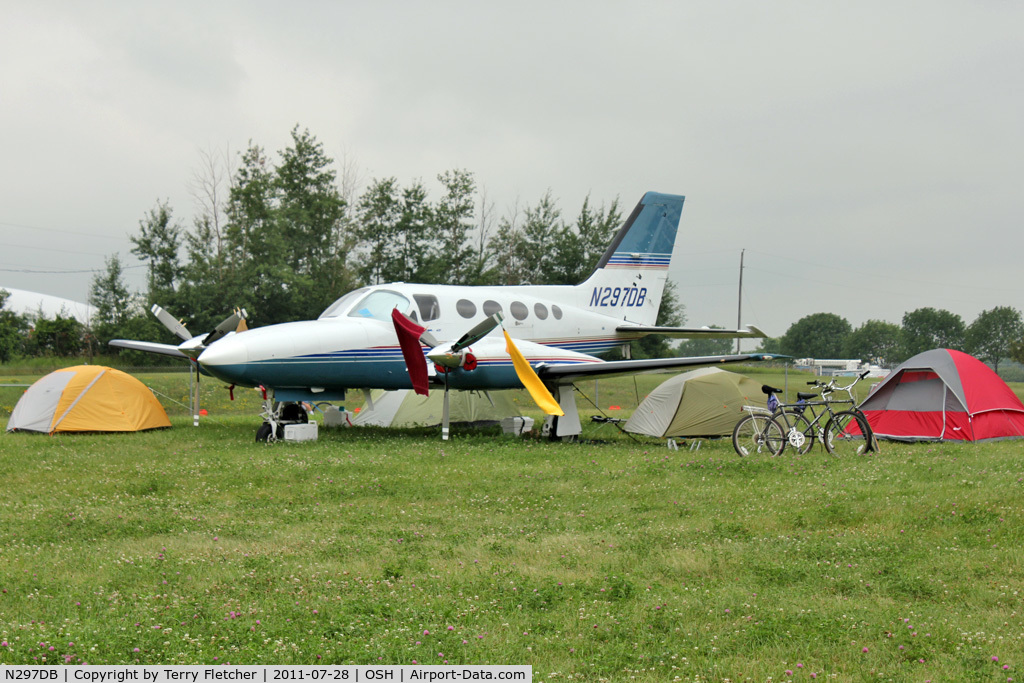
top-left (0, 287), bottom-right (95, 324)
top-left (794, 358), bottom-right (889, 378)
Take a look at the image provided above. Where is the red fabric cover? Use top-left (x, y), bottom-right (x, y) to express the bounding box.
top-left (391, 309), bottom-right (430, 396)
top-left (950, 349), bottom-right (1024, 415)
top-left (899, 371), bottom-right (939, 383)
top-left (860, 409), bottom-right (974, 440)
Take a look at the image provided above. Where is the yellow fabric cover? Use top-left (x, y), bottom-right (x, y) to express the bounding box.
top-left (503, 330), bottom-right (564, 416)
top-left (48, 366), bottom-right (171, 433)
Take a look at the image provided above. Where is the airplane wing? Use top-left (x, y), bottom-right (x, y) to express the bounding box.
top-left (536, 353), bottom-right (784, 384)
top-left (109, 339), bottom-right (189, 359)
top-left (616, 324), bottom-right (767, 339)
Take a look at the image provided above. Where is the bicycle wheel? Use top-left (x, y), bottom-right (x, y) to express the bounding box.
top-left (771, 410), bottom-right (815, 455)
top-left (732, 414), bottom-right (784, 456)
top-left (853, 409), bottom-right (879, 453)
top-left (824, 410), bottom-right (872, 456)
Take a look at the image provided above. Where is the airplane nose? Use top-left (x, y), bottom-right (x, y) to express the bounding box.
top-left (197, 335), bottom-right (248, 367)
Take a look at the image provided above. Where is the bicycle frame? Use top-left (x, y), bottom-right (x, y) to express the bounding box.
top-left (771, 371), bottom-right (871, 453)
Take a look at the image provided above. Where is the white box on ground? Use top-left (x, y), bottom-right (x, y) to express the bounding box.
top-left (322, 406), bottom-right (352, 428)
top-left (283, 422), bottom-right (318, 441)
top-left (501, 416), bottom-right (534, 435)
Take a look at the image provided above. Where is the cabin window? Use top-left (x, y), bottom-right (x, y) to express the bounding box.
top-left (510, 301), bottom-right (529, 321)
top-left (552, 305), bottom-right (563, 320)
top-left (348, 290), bottom-right (411, 321)
top-left (414, 294), bottom-right (441, 322)
top-left (483, 300), bottom-right (502, 317)
top-left (456, 299), bottom-right (477, 318)
top-left (319, 287), bottom-right (370, 319)
top-left (534, 303), bottom-right (548, 320)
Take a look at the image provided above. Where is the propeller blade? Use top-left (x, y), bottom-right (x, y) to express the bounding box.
top-left (503, 330), bottom-right (564, 416)
top-left (205, 308), bottom-right (248, 346)
top-left (391, 309), bottom-right (430, 396)
top-left (151, 304), bottom-right (193, 341)
top-left (452, 313), bottom-right (503, 353)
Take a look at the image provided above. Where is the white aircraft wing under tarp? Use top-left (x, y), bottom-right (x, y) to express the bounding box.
top-left (536, 353), bottom-right (784, 384)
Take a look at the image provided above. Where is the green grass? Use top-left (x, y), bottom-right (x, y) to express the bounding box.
top-left (1, 369), bottom-right (1023, 680)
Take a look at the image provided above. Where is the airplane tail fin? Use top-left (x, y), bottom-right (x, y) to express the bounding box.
top-left (577, 192), bottom-right (684, 327)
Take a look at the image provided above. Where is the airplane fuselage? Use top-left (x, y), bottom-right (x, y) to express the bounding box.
top-left (197, 282), bottom-right (642, 398)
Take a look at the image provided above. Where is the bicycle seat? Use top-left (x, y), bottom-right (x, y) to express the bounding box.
top-left (797, 392), bottom-right (818, 401)
top-left (761, 385), bottom-right (783, 395)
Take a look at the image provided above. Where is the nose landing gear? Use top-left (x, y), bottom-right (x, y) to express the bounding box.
top-left (256, 401), bottom-right (309, 442)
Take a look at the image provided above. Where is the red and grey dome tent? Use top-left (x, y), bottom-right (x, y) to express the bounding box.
top-left (859, 348), bottom-right (1024, 442)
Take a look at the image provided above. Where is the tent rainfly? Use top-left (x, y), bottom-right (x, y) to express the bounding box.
top-left (625, 367), bottom-right (767, 438)
top-left (351, 389), bottom-right (522, 428)
top-left (858, 348), bottom-right (1024, 442)
top-left (6, 365), bottom-right (171, 434)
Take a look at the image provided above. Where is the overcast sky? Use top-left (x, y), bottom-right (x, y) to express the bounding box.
top-left (1, 1), bottom-right (1021, 338)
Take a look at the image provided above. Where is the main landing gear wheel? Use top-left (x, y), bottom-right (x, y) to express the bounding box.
top-left (256, 422), bottom-right (273, 443)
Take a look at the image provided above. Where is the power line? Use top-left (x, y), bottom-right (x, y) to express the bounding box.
top-left (0, 220), bottom-right (132, 243)
top-left (0, 264), bottom-right (146, 274)
top-left (0, 242), bottom-right (115, 258)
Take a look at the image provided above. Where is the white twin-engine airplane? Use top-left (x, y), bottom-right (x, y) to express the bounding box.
top-left (112, 191), bottom-right (771, 441)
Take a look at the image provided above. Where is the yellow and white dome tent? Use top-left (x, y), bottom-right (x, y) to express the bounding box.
top-left (6, 365), bottom-right (170, 434)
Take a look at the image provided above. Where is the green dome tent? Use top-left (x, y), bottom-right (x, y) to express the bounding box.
top-left (625, 367), bottom-right (766, 438)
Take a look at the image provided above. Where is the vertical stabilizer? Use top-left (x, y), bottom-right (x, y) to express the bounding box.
top-left (578, 192), bottom-right (684, 326)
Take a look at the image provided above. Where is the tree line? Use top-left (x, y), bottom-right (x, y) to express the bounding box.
top-left (0, 125), bottom-right (681, 364)
top-left (761, 307), bottom-right (1024, 374)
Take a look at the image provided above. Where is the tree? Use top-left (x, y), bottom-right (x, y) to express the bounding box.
top-left (130, 200), bottom-right (183, 306)
top-left (546, 195), bottom-right (622, 285)
top-left (901, 307), bottom-right (965, 358)
top-left (430, 169), bottom-right (477, 285)
top-left (0, 289), bottom-right (28, 363)
top-left (275, 126), bottom-right (351, 318)
top-left (89, 253), bottom-right (137, 346)
top-left (223, 141), bottom-right (291, 324)
top-left (491, 200), bottom-right (531, 286)
top-left (844, 319), bottom-right (903, 365)
top-left (396, 181), bottom-right (433, 282)
top-left (32, 313), bottom-right (84, 357)
top-left (780, 312), bottom-right (852, 359)
top-left (966, 306), bottom-right (1023, 374)
top-left (356, 177), bottom-right (402, 285)
top-left (519, 191), bottom-right (563, 284)
top-left (178, 146), bottom-right (232, 330)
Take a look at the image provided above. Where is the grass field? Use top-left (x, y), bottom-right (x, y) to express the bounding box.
top-left (1, 368), bottom-right (1023, 680)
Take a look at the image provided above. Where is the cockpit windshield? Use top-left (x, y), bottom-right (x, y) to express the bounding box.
top-left (347, 290), bottom-right (411, 321)
top-left (318, 288), bottom-right (370, 319)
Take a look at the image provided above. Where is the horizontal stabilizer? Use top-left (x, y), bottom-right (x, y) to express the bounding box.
top-left (109, 339), bottom-right (188, 359)
top-left (616, 324), bottom-right (767, 339)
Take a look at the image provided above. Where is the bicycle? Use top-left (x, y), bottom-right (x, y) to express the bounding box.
top-left (731, 385), bottom-right (794, 456)
top-left (770, 371), bottom-right (876, 456)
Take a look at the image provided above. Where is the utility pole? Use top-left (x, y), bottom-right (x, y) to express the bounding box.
top-left (736, 249), bottom-right (745, 354)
